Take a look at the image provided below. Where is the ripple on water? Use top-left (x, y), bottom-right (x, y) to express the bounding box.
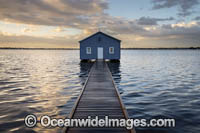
top-left (0, 50), bottom-right (93, 132)
top-left (109, 50), bottom-right (200, 133)
top-left (1, 50), bottom-right (200, 133)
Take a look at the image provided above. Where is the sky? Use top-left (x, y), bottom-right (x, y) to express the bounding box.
top-left (0, 0), bottom-right (200, 48)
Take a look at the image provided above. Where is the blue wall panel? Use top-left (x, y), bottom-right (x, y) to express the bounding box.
top-left (80, 32), bottom-right (120, 60)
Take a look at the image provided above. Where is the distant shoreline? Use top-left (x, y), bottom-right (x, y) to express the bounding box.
top-left (0, 47), bottom-right (200, 50)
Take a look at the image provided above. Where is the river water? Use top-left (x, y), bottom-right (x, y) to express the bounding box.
top-left (0, 50), bottom-right (199, 133)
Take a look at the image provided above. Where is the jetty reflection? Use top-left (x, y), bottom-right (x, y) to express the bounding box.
top-left (79, 61), bottom-right (121, 85)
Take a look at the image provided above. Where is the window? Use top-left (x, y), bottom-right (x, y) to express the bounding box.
top-left (86, 47), bottom-right (91, 54)
top-left (109, 47), bottom-right (114, 54)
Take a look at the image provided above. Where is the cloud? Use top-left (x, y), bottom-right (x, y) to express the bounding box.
top-left (0, 30), bottom-right (80, 48)
top-left (194, 16), bottom-right (200, 20)
top-left (78, 15), bottom-right (200, 47)
top-left (0, 0), bottom-right (200, 48)
top-left (0, 0), bottom-right (108, 27)
top-left (53, 27), bottom-right (66, 32)
top-left (137, 17), bottom-right (174, 25)
top-left (142, 21), bottom-right (200, 39)
top-left (22, 28), bottom-right (33, 33)
top-left (0, 30), bottom-right (17, 36)
top-left (1, 19), bottom-right (200, 48)
top-left (152, 0), bottom-right (199, 16)
top-left (22, 26), bottom-right (38, 33)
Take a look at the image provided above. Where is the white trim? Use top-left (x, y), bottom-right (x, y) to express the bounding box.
top-left (109, 47), bottom-right (114, 54)
top-left (86, 47), bottom-right (91, 54)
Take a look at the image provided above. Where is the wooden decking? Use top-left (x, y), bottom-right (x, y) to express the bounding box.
top-left (66, 60), bottom-right (135, 133)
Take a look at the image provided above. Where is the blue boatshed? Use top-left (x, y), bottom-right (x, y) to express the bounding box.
top-left (79, 31), bottom-right (121, 61)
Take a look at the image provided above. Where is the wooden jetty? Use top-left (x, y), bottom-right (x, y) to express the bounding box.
top-left (65, 60), bottom-right (135, 133)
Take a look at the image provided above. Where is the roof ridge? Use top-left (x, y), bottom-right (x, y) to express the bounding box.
top-left (79, 31), bottom-right (121, 43)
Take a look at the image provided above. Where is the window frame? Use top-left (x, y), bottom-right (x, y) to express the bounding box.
top-left (109, 47), bottom-right (114, 54)
top-left (86, 47), bottom-right (91, 54)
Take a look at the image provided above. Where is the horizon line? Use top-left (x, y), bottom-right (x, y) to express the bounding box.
top-left (0, 47), bottom-right (200, 50)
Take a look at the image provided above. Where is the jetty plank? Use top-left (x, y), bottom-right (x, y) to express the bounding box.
top-left (66, 60), bottom-right (135, 133)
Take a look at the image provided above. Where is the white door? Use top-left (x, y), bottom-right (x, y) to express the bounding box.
top-left (97, 47), bottom-right (103, 59)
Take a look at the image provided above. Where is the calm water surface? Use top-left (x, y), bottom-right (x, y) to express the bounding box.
top-left (0, 50), bottom-right (200, 133)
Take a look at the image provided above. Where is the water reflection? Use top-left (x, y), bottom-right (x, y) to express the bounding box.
top-left (0, 50), bottom-right (83, 133)
top-left (79, 60), bottom-right (122, 90)
top-left (79, 61), bottom-right (94, 86)
top-left (1, 50), bottom-right (200, 133)
top-left (107, 61), bottom-right (121, 86)
top-left (118, 50), bottom-right (200, 133)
